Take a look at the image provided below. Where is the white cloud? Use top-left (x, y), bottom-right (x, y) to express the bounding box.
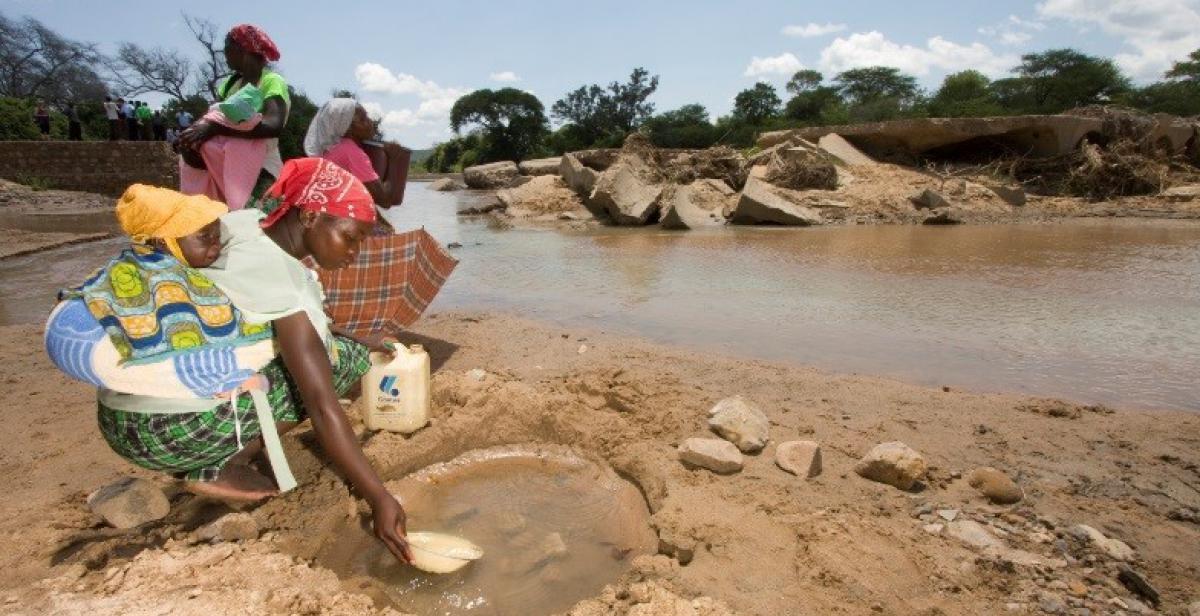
top-left (489, 70), bottom-right (520, 82)
top-left (743, 52), bottom-right (804, 77)
top-left (782, 22), bottom-right (847, 38)
top-left (818, 31), bottom-right (1015, 77)
top-left (979, 14), bottom-right (1047, 46)
top-left (1036, 0), bottom-right (1200, 79)
top-left (354, 62), bottom-right (471, 146)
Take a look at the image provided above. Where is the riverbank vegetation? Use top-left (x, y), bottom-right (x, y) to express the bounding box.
top-left (426, 47), bottom-right (1200, 171)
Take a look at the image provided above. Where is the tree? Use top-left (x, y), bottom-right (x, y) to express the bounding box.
top-left (996, 48), bottom-right (1130, 113)
top-left (786, 69), bottom-right (824, 95)
top-left (0, 12), bottom-right (106, 103)
top-left (641, 104), bottom-right (718, 148)
top-left (450, 87), bottom-right (549, 162)
top-left (108, 43), bottom-right (195, 101)
top-left (832, 67), bottom-right (919, 106)
top-left (278, 87), bottom-right (319, 161)
top-left (183, 14), bottom-right (227, 99)
top-left (550, 67), bottom-right (660, 146)
top-left (732, 82), bottom-right (781, 123)
top-left (929, 70), bottom-right (1003, 117)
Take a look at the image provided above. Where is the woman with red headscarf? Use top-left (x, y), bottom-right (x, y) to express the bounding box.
top-left (178, 24), bottom-right (291, 209)
top-left (96, 159), bottom-right (413, 565)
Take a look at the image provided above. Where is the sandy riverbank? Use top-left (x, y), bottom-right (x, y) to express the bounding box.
top-left (0, 311), bottom-right (1196, 615)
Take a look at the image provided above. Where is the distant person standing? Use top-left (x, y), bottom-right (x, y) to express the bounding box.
top-left (152, 110), bottom-right (166, 141)
top-left (137, 102), bottom-right (153, 140)
top-left (104, 96), bottom-right (120, 140)
top-left (165, 126), bottom-right (178, 145)
top-left (33, 102), bottom-right (51, 139)
top-left (66, 103), bottom-right (82, 141)
top-left (123, 98), bottom-right (138, 141)
top-left (176, 108), bottom-right (193, 130)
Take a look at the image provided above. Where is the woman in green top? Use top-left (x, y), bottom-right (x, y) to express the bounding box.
top-left (178, 24), bottom-right (290, 203)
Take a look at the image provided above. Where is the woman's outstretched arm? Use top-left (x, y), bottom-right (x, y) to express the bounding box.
top-left (273, 311), bottom-right (413, 563)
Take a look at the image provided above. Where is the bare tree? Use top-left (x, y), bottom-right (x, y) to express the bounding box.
top-left (0, 12), bottom-right (105, 102)
top-left (184, 13), bottom-right (227, 98)
top-left (107, 43), bottom-right (193, 100)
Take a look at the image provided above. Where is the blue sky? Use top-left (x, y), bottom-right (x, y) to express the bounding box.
top-left (13, 0), bottom-right (1200, 148)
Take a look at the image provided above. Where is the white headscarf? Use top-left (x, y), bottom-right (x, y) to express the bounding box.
top-left (303, 98), bottom-right (358, 156)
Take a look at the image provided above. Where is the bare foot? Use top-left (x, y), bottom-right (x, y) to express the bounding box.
top-left (186, 463), bottom-right (278, 503)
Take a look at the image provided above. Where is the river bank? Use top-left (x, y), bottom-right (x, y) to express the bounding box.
top-left (0, 312), bottom-right (1197, 615)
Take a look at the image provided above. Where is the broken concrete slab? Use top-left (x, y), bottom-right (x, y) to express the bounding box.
top-left (560, 154), bottom-right (600, 200)
top-left (660, 180), bottom-right (732, 229)
top-left (518, 158), bottom-right (561, 176)
top-left (760, 114), bottom-right (1195, 158)
top-left (818, 133), bottom-right (876, 167)
top-left (730, 176), bottom-right (823, 226)
top-left (463, 161), bottom-right (520, 189)
top-left (588, 157), bottom-right (664, 225)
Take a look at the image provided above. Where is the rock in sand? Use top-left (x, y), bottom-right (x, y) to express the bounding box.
top-left (854, 442), bottom-right (927, 490)
top-left (659, 180), bottom-right (732, 229)
top-left (910, 189), bottom-right (951, 210)
top-left (195, 512), bottom-right (259, 543)
top-left (517, 157), bottom-right (561, 176)
top-left (678, 438), bottom-right (744, 474)
top-left (1117, 564), bottom-right (1160, 607)
top-left (775, 440), bottom-right (821, 478)
top-left (87, 477), bottom-right (170, 529)
top-left (967, 467), bottom-right (1024, 504)
top-left (946, 520), bottom-right (1004, 550)
top-left (730, 176), bottom-right (823, 226)
top-left (1069, 524), bottom-right (1135, 561)
top-left (707, 396), bottom-right (770, 453)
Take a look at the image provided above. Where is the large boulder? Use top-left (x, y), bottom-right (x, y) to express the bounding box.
top-left (518, 157), bottom-right (561, 176)
top-left (730, 176), bottom-right (823, 226)
top-left (428, 177), bottom-right (463, 192)
top-left (660, 179), bottom-right (733, 229)
top-left (854, 442), bottom-right (927, 490)
top-left (588, 156), bottom-right (664, 225)
top-left (560, 153), bottom-right (599, 198)
top-left (463, 161), bottom-right (520, 189)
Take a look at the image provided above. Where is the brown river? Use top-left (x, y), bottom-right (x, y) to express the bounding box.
top-left (2, 182), bottom-right (1198, 411)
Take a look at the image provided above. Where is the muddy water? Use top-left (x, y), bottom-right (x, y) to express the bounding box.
top-left (4, 183), bottom-right (1199, 410)
top-left (318, 445), bottom-right (657, 615)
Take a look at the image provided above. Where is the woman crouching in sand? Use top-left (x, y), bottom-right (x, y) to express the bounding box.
top-left (97, 158), bottom-right (412, 563)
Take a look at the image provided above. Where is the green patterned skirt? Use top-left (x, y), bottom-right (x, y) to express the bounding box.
top-left (98, 337), bottom-right (370, 482)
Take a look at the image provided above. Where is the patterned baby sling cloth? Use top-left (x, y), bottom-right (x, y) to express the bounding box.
top-left (48, 246), bottom-right (297, 490)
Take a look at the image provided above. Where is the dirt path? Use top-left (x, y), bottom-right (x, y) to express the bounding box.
top-left (1, 312), bottom-right (1197, 615)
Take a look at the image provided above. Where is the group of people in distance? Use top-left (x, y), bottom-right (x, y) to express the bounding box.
top-left (101, 96), bottom-right (187, 142)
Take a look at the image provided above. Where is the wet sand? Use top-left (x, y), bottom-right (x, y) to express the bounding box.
top-left (1, 312), bottom-right (1197, 615)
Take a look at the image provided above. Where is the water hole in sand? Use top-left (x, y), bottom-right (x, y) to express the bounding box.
top-left (317, 445), bottom-right (658, 615)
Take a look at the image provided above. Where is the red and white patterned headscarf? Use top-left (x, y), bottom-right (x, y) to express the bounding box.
top-left (228, 24), bottom-right (281, 62)
top-left (260, 158), bottom-right (376, 228)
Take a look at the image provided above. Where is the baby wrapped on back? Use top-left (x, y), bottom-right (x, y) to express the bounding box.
top-left (179, 84), bottom-right (269, 211)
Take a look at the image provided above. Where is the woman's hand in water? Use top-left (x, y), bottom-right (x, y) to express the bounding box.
top-left (177, 120), bottom-right (217, 150)
top-left (371, 493), bottom-right (414, 564)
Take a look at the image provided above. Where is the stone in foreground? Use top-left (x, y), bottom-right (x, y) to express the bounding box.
top-left (967, 467), bottom-right (1024, 504)
top-left (730, 176), bottom-right (823, 226)
top-left (1069, 524), bottom-right (1135, 561)
top-left (463, 161), bottom-right (520, 189)
top-left (660, 180), bottom-right (733, 229)
top-left (195, 512), bottom-right (259, 543)
top-left (87, 476), bottom-right (170, 529)
top-left (854, 441), bottom-right (927, 490)
top-left (910, 189), bottom-right (950, 210)
top-left (678, 438), bottom-right (744, 474)
top-left (518, 157), bottom-right (562, 176)
top-left (707, 396), bottom-right (770, 453)
top-left (946, 520), bottom-right (1004, 550)
top-left (775, 440), bottom-right (821, 478)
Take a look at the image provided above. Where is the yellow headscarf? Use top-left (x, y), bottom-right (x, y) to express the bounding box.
top-left (115, 185), bottom-right (228, 265)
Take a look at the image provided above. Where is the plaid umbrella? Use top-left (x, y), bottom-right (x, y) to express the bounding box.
top-left (312, 228), bottom-right (458, 336)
